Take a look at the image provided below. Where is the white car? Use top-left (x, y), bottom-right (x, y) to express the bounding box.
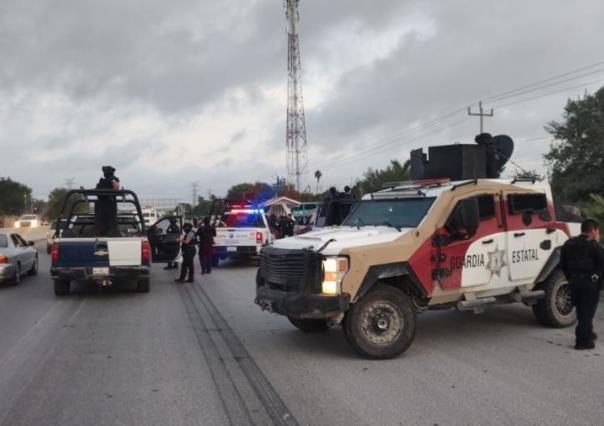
top-left (141, 208), bottom-right (159, 227)
top-left (15, 214), bottom-right (39, 229)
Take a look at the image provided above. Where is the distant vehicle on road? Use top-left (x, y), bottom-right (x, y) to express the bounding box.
top-left (50, 189), bottom-right (181, 296)
top-left (0, 231), bottom-right (38, 285)
top-left (14, 214), bottom-right (40, 229)
top-left (141, 207), bottom-right (160, 227)
top-left (211, 200), bottom-right (273, 266)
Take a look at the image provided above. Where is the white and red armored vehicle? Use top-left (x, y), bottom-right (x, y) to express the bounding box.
top-left (255, 135), bottom-right (581, 359)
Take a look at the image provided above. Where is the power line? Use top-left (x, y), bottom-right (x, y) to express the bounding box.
top-left (310, 59), bottom-right (604, 173)
top-left (482, 59), bottom-right (604, 103)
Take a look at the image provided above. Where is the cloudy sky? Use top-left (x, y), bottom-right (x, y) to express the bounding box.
top-left (1, 0), bottom-right (603, 202)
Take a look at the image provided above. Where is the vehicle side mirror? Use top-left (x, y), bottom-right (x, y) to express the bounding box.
top-left (446, 198), bottom-right (480, 239)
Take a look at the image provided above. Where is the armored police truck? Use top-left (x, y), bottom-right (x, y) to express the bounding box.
top-left (255, 134), bottom-right (581, 359)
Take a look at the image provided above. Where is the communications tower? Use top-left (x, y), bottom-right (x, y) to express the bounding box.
top-left (285, 0), bottom-right (307, 195)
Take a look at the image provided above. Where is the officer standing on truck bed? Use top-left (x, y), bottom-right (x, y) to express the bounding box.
top-left (175, 222), bottom-right (196, 283)
top-left (95, 165), bottom-right (121, 236)
top-left (560, 219), bottom-right (604, 350)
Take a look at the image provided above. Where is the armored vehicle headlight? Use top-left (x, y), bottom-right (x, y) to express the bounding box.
top-left (322, 257), bottom-right (349, 295)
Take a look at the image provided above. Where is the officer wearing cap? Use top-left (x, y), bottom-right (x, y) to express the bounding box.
top-left (560, 219), bottom-right (604, 350)
top-left (94, 165), bottom-right (121, 236)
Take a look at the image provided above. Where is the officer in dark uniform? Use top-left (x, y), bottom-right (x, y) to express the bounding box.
top-left (95, 166), bottom-right (121, 236)
top-left (560, 219), bottom-right (604, 350)
top-left (197, 217), bottom-right (216, 274)
top-left (284, 214), bottom-right (295, 237)
top-left (175, 222), bottom-right (196, 283)
top-left (164, 218), bottom-right (181, 270)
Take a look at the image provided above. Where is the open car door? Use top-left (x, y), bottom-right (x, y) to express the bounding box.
top-left (147, 216), bottom-right (182, 263)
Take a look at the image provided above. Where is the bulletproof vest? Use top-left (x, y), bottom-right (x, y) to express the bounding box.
top-left (564, 236), bottom-right (597, 274)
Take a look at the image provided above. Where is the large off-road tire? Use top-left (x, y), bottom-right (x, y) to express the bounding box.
top-left (136, 277), bottom-right (150, 293)
top-left (288, 317), bottom-right (331, 333)
top-left (54, 279), bottom-right (70, 296)
top-left (28, 255), bottom-right (38, 276)
top-left (211, 255), bottom-right (220, 268)
top-left (532, 269), bottom-right (576, 328)
top-left (343, 284), bottom-right (416, 359)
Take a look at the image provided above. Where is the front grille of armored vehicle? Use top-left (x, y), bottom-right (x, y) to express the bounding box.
top-left (260, 247), bottom-right (323, 293)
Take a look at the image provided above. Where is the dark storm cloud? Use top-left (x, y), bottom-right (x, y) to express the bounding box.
top-left (1, 0), bottom-right (603, 198)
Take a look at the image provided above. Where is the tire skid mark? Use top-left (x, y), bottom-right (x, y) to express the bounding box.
top-left (178, 284), bottom-right (255, 425)
top-left (187, 282), bottom-right (298, 426)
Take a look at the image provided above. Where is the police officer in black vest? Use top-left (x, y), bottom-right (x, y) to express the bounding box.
top-left (560, 219), bottom-right (604, 350)
top-left (95, 166), bottom-right (121, 236)
top-left (175, 222), bottom-right (197, 283)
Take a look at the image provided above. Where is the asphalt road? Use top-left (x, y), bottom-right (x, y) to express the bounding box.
top-left (1, 247), bottom-right (603, 425)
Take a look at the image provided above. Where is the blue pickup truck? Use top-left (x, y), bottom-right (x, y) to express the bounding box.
top-left (50, 189), bottom-right (181, 296)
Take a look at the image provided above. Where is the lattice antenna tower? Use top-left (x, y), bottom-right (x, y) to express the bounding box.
top-left (284, 0), bottom-right (308, 196)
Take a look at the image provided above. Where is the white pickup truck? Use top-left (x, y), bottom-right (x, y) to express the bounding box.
top-left (213, 207), bottom-right (272, 266)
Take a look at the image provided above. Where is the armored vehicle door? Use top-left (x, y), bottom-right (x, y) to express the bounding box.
top-left (434, 193), bottom-right (505, 290)
top-left (147, 216), bottom-right (182, 262)
top-left (504, 192), bottom-right (553, 281)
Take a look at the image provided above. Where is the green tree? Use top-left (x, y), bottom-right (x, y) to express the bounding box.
top-left (0, 177), bottom-right (32, 215)
top-left (226, 182), bottom-right (274, 202)
top-left (514, 169), bottom-right (541, 180)
top-left (355, 160), bottom-right (411, 194)
top-left (584, 194), bottom-right (604, 242)
top-left (545, 87), bottom-right (604, 203)
top-left (45, 188), bottom-right (87, 220)
top-left (192, 196), bottom-right (214, 218)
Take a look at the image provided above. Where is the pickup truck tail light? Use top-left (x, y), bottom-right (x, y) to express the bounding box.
top-left (51, 243), bottom-right (60, 263)
top-left (141, 241), bottom-right (151, 263)
top-left (0, 255), bottom-right (8, 264)
top-left (256, 232), bottom-right (264, 244)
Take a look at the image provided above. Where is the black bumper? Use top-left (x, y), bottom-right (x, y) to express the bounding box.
top-left (255, 246), bottom-right (350, 319)
top-left (255, 286), bottom-right (350, 319)
top-left (50, 266), bottom-right (150, 282)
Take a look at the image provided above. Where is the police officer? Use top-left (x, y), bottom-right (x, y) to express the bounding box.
top-left (164, 218), bottom-right (181, 270)
top-left (95, 166), bottom-right (121, 236)
top-left (284, 213), bottom-right (295, 237)
top-left (175, 222), bottom-right (197, 283)
top-left (560, 219), bottom-right (604, 350)
top-left (197, 217), bottom-right (216, 274)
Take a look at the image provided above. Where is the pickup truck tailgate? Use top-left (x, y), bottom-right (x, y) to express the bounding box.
top-left (215, 228), bottom-right (258, 246)
top-left (107, 240), bottom-right (141, 266)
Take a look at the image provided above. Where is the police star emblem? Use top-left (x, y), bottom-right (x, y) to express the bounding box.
top-left (486, 246), bottom-right (506, 277)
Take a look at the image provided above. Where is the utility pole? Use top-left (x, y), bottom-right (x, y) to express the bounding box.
top-left (467, 101), bottom-right (494, 133)
top-left (191, 182), bottom-right (199, 207)
top-left (64, 178), bottom-right (75, 190)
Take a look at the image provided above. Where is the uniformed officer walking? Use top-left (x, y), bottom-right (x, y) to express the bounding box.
top-left (175, 222), bottom-right (197, 283)
top-left (560, 219), bottom-right (604, 350)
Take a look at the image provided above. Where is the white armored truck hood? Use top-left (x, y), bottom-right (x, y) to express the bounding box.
top-left (270, 226), bottom-right (411, 256)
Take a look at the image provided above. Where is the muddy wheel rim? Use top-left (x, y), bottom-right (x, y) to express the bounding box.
top-left (359, 300), bottom-right (403, 346)
top-left (555, 281), bottom-right (573, 317)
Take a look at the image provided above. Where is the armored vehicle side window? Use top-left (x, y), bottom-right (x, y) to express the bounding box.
top-left (477, 195), bottom-right (496, 220)
top-left (508, 193), bottom-right (547, 214)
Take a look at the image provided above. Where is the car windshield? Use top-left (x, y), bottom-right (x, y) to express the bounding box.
top-left (0, 234), bottom-right (8, 248)
top-left (21, 215), bottom-right (37, 220)
top-left (342, 198), bottom-right (436, 228)
top-left (222, 212), bottom-right (263, 228)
